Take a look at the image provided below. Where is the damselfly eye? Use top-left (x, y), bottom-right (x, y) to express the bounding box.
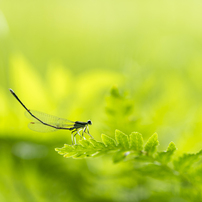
top-left (87, 120), bottom-right (92, 125)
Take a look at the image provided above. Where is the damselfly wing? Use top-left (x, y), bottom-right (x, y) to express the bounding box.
top-left (25, 110), bottom-right (75, 132)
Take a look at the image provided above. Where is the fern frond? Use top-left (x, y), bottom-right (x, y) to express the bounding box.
top-left (55, 130), bottom-right (172, 164)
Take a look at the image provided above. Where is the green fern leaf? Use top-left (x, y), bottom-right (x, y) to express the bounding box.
top-left (156, 142), bottom-right (176, 164)
top-left (174, 153), bottom-right (200, 172)
top-left (73, 152), bottom-right (87, 159)
top-left (144, 133), bottom-right (159, 156)
top-left (55, 130), bottom-right (176, 164)
top-left (79, 139), bottom-right (95, 149)
top-left (55, 144), bottom-right (75, 155)
top-left (101, 134), bottom-right (117, 149)
top-left (115, 130), bottom-right (129, 150)
top-left (129, 132), bottom-right (143, 151)
top-left (55, 133), bottom-right (118, 159)
top-left (89, 139), bottom-right (106, 150)
top-left (167, 142), bottom-right (176, 153)
top-left (73, 144), bottom-right (85, 151)
top-left (63, 152), bottom-right (77, 158)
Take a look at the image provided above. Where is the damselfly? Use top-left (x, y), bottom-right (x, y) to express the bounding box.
top-left (9, 89), bottom-right (93, 144)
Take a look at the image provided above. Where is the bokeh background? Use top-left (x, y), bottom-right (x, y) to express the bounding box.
top-left (1, 0), bottom-right (202, 201)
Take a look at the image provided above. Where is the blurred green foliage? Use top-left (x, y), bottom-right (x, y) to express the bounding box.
top-left (1, 0), bottom-right (202, 201)
top-left (57, 130), bottom-right (202, 201)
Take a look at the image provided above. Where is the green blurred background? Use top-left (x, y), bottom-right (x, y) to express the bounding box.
top-left (1, 0), bottom-right (202, 201)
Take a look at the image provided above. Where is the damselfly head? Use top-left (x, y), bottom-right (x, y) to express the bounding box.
top-left (87, 120), bottom-right (92, 125)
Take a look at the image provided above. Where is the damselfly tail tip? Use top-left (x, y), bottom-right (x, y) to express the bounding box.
top-left (9, 88), bottom-right (14, 94)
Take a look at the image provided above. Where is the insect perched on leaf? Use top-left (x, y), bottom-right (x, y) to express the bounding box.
top-left (9, 89), bottom-right (93, 144)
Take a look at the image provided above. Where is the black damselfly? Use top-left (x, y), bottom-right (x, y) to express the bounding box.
top-left (9, 89), bottom-right (93, 144)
